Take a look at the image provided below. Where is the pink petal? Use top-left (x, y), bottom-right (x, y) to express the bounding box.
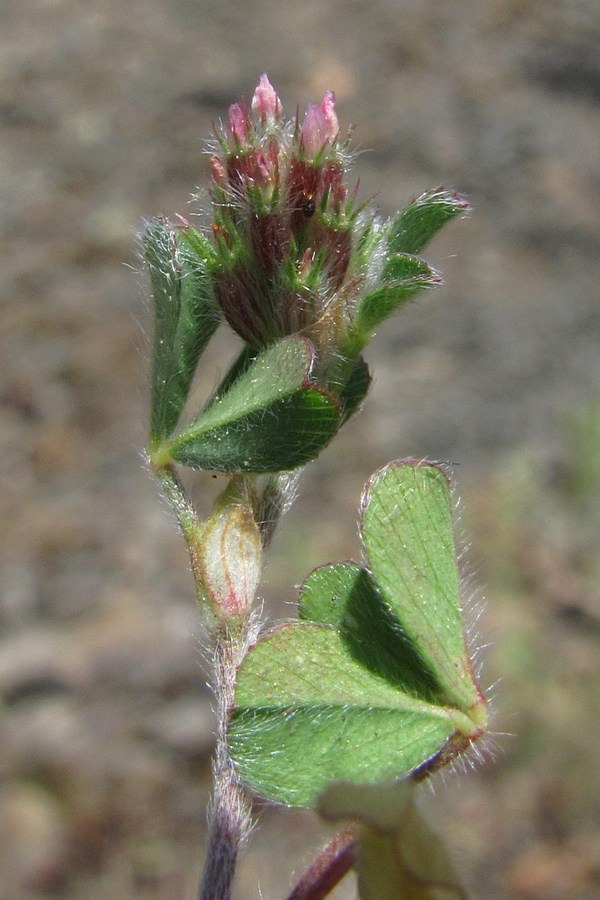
top-left (251, 73), bottom-right (282, 125)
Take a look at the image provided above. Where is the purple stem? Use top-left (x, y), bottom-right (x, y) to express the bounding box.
top-left (286, 826), bottom-right (358, 900)
top-left (198, 630), bottom-right (252, 900)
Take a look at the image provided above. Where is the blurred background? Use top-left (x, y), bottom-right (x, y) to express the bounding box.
top-left (2, 0), bottom-right (599, 896)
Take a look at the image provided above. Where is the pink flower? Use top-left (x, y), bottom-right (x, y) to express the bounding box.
top-left (228, 102), bottom-right (251, 148)
top-left (251, 73), bottom-right (282, 126)
top-left (320, 90), bottom-right (339, 135)
top-left (300, 90), bottom-right (339, 158)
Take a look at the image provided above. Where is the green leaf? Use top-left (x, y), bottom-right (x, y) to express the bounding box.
top-left (165, 336), bottom-right (340, 472)
top-left (360, 460), bottom-right (479, 710)
top-left (299, 562), bottom-right (361, 626)
top-left (338, 356), bottom-right (371, 424)
top-left (230, 461), bottom-right (486, 808)
top-left (205, 344), bottom-right (258, 408)
top-left (299, 563), bottom-right (442, 702)
top-left (177, 224), bottom-right (216, 264)
top-left (354, 255), bottom-right (441, 337)
top-left (387, 189), bottom-right (470, 256)
top-left (145, 219), bottom-right (221, 443)
top-left (229, 623), bottom-right (460, 807)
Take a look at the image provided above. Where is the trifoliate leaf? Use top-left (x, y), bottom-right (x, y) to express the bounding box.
top-left (230, 461), bottom-right (486, 809)
top-left (300, 563), bottom-right (442, 703)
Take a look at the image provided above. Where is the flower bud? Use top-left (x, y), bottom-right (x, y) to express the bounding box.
top-left (251, 73), bottom-right (283, 126)
top-left (213, 260), bottom-right (274, 347)
top-left (228, 102), bottom-right (252, 149)
top-left (210, 155), bottom-right (228, 188)
top-left (300, 91), bottom-right (339, 159)
top-left (251, 211), bottom-right (291, 274)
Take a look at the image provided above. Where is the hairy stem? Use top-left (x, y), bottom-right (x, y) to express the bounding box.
top-left (286, 826), bottom-right (358, 900)
top-left (155, 462), bottom-right (305, 896)
top-left (199, 625), bottom-right (252, 900)
top-left (152, 463), bottom-right (205, 598)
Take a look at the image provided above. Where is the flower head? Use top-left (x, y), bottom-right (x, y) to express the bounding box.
top-left (198, 76), bottom-right (461, 376)
top-left (207, 76), bottom-right (368, 352)
top-left (147, 76), bottom-right (468, 454)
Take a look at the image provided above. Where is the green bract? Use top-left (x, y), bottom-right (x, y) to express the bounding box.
top-left (353, 253), bottom-right (441, 338)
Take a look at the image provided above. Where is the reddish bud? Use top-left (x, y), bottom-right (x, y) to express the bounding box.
top-left (214, 262), bottom-right (275, 347)
top-left (228, 102), bottom-right (252, 149)
top-left (322, 161), bottom-right (347, 206)
top-left (320, 90), bottom-right (339, 136)
top-left (287, 159), bottom-right (320, 229)
top-left (300, 91), bottom-right (339, 158)
top-left (308, 221), bottom-right (352, 290)
top-left (251, 212), bottom-right (291, 274)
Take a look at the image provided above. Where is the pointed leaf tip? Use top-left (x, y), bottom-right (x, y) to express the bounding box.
top-left (354, 254), bottom-right (441, 337)
top-left (387, 188), bottom-right (471, 257)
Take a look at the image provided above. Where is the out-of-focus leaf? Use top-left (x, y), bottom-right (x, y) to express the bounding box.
top-left (318, 779), bottom-right (412, 832)
top-left (319, 782), bottom-right (467, 899)
top-left (357, 800), bottom-right (467, 899)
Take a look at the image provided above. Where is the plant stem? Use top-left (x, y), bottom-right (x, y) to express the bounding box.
top-left (155, 462), bottom-right (307, 896)
top-left (286, 826), bottom-right (358, 900)
top-left (153, 464), bottom-right (252, 897)
top-left (152, 463), bottom-right (205, 595)
top-left (198, 625), bottom-right (252, 900)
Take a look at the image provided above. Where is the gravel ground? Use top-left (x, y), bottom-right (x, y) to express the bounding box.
top-left (2, 0), bottom-right (600, 897)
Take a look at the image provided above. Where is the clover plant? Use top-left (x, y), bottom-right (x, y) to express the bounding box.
top-left (144, 74), bottom-right (487, 899)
